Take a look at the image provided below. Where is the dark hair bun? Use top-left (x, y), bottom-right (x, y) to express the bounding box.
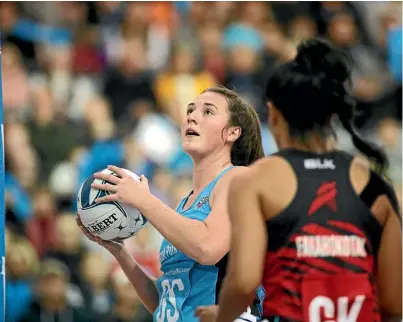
top-left (264, 38), bottom-right (388, 174)
top-left (295, 39), bottom-right (352, 85)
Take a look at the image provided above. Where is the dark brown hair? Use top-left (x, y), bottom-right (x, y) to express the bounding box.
top-left (202, 86), bottom-right (265, 166)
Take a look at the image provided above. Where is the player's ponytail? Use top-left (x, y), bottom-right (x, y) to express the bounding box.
top-left (337, 102), bottom-right (388, 174)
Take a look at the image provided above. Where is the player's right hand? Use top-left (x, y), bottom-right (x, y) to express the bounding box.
top-left (195, 305), bottom-right (218, 322)
top-left (75, 213), bottom-right (125, 255)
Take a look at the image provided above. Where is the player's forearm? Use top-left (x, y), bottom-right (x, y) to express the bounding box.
top-left (216, 276), bottom-right (256, 322)
top-left (114, 247), bottom-right (159, 313)
top-left (138, 194), bottom-right (212, 264)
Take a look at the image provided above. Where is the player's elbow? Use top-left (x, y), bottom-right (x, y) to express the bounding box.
top-left (379, 282), bottom-right (402, 317)
top-left (237, 277), bottom-right (260, 295)
top-left (191, 229), bottom-right (227, 265)
top-left (193, 244), bottom-right (223, 265)
top-left (226, 272), bottom-right (259, 296)
top-left (380, 297), bottom-right (402, 317)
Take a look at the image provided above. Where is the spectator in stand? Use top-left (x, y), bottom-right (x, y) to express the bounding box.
top-left (270, 2), bottom-right (311, 29)
top-left (99, 268), bottom-right (153, 322)
top-left (224, 44), bottom-right (265, 120)
top-left (310, 1), bottom-right (370, 43)
top-left (5, 124), bottom-right (37, 233)
top-left (103, 36), bottom-right (156, 124)
top-left (2, 43), bottom-right (30, 121)
top-left (237, 2), bottom-right (273, 30)
top-left (327, 12), bottom-right (396, 102)
top-left (6, 238), bottom-right (39, 322)
top-left (27, 85), bottom-right (78, 182)
top-left (198, 25), bottom-right (226, 83)
top-left (327, 11), bottom-right (398, 127)
top-left (288, 16), bottom-right (318, 45)
top-left (72, 27), bottom-right (104, 75)
top-left (0, 2), bottom-right (37, 66)
top-left (260, 21), bottom-right (286, 76)
top-left (4, 123), bottom-right (38, 193)
top-left (45, 214), bottom-right (86, 290)
top-left (26, 188), bottom-right (58, 258)
top-left (155, 43), bottom-right (216, 125)
top-left (19, 259), bottom-right (96, 322)
top-left (79, 252), bottom-right (112, 316)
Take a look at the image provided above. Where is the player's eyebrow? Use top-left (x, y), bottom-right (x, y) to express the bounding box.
top-left (187, 102), bottom-right (218, 111)
top-left (204, 102), bottom-right (218, 110)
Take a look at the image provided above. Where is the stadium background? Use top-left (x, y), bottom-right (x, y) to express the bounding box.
top-left (2, 2), bottom-right (402, 322)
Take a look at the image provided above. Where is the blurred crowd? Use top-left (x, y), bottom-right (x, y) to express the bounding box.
top-left (2, 2), bottom-right (402, 322)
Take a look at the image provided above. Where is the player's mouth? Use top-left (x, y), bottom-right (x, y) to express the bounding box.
top-left (185, 128), bottom-right (200, 137)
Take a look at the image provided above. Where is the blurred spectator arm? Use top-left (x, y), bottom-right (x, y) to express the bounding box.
top-left (5, 173), bottom-right (33, 224)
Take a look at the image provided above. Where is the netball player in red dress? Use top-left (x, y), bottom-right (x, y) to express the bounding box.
top-left (199, 39), bottom-right (402, 322)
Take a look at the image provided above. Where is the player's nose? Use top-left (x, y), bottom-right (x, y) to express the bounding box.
top-left (186, 110), bottom-right (199, 125)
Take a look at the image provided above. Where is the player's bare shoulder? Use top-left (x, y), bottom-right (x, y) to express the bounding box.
top-left (246, 156), bottom-right (298, 220)
top-left (250, 156), bottom-right (296, 190)
top-left (210, 166), bottom-right (250, 205)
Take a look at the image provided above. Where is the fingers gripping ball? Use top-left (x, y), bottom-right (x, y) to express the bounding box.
top-left (77, 168), bottom-right (148, 241)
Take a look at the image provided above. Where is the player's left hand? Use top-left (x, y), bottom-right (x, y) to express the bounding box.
top-left (91, 165), bottom-right (151, 208)
top-left (195, 305), bottom-right (219, 322)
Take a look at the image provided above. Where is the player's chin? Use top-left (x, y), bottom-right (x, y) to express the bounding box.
top-left (182, 140), bottom-right (200, 152)
top-left (183, 142), bottom-right (209, 159)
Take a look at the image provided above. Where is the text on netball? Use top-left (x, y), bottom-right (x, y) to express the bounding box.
top-left (296, 235), bottom-right (367, 258)
top-left (90, 213), bottom-right (119, 233)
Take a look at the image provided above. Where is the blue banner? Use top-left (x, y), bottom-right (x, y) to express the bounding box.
top-left (388, 27), bottom-right (402, 83)
top-left (0, 37), bottom-right (6, 322)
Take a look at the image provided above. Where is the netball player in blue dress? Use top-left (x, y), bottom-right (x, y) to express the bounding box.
top-left (76, 86), bottom-right (265, 322)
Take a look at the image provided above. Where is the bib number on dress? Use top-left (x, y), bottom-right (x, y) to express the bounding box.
top-left (301, 274), bottom-right (378, 322)
top-left (156, 278), bottom-right (185, 322)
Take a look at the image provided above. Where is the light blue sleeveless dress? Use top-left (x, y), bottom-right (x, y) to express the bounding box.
top-left (154, 167), bottom-right (263, 322)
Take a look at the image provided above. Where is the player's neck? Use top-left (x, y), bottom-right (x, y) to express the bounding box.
top-left (192, 153), bottom-right (232, 193)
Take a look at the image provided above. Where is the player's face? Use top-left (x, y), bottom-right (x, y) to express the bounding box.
top-left (181, 92), bottom-right (230, 157)
top-left (267, 102), bottom-right (289, 148)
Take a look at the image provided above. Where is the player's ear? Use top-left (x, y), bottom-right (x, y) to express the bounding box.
top-left (267, 102), bottom-right (285, 129)
top-left (227, 126), bottom-right (242, 143)
top-left (267, 102), bottom-right (276, 127)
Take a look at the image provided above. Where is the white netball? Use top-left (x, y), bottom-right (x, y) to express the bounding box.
top-left (77, 168), bottom-right (148, 241)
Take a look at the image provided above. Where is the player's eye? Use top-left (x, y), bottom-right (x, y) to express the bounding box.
top-left (186, 108), bottom-right (194, 115)
top-left (204, 109), bottom-right (214, 115)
